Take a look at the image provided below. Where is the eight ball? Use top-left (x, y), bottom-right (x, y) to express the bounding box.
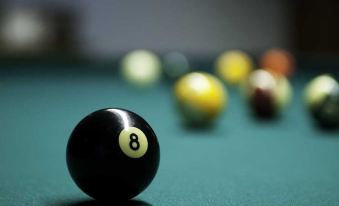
top-left (66, 108), bottom-right (160, 201)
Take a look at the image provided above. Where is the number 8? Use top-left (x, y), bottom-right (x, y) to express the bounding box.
top-left (129, 133), bottom-right (140, 151)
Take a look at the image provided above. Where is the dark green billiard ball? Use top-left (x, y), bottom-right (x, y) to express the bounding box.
top-left (163, 52), bottom-right (190, 80)
top-left (66, 108), bottom-right (160, 201)
top-left (304, 75), bottom-right (339, 128)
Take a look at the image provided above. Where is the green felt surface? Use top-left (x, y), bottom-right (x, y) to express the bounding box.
top-left (0, 66), bottom-right (339, 206)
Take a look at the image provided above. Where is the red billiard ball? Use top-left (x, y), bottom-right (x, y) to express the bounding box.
top-left (243, 69), bottom-right (292, 118)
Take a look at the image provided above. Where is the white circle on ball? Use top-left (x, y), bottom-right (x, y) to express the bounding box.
top-left (118, 127), bottom-right (148, 158)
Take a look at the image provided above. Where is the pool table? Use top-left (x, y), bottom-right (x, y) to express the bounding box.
top-left (0, 63), bottom-right (339, 206)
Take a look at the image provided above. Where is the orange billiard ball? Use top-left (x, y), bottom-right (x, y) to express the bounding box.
top-left (260, 48), bottom-right (295, 77)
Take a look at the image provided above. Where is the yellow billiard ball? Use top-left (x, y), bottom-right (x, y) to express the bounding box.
top-left (215, 50), bottom-right (253, 85)
top-left (174, 72), bottom-right (227, 125)
top-left (275, 73), bottom-right (293, 111)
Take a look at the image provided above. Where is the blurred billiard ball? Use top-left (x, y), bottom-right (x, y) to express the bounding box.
top-left (174, 72), bottom-right (227, 126)
top-left (260, 48), bottom-right (295, 77)
top-left (0, 8), bottom-right (52, 54)
top-left (121, 50), bottom-right (162, 88)
top-left (66, 108), bottom-right (160, 201)
top-left (243, 69), bottom-right (292, 118)
top-left (162, 52), bottom-right (190, 80)
top-left (304, 75), bottom-right (339, 128)
top-left (215, 50), bottom-right (253, 85)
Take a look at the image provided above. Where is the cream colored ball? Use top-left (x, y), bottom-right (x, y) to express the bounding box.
top-left (121, 50), bottom-right (162, 87)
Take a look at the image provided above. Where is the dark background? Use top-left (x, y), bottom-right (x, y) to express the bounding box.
top-left (0, 0), bottom-right (338, 60)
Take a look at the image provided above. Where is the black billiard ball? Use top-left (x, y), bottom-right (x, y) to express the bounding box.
top-left (66, 108), bottom-right (160, 201)
top-left (304, 75), bottom-right (339, 128)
